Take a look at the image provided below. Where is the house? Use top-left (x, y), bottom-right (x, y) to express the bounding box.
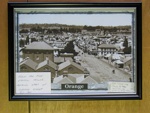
top-left (57, 77), bottom-right (73, 84)
top-left (36, 59), bottom-right (58, 79)
top-left (53, 74), bottom-right (85, 83)
top-left (54, 76), bottom-right (73, 84)
top-left (60, 53), bottom-right (74, 58)
top-left (58, 60), bottom-right (85, 75)
top-left (98, 44), bottom-right (117, 55)
top-left (45, 40), bottom-right (66, 48)
top-left (111, 54), bottom-right (124, 61)
top-left (104, 53), bottom-right (112, 60)
top-left (54, 57), bottom-right (73, 64)
top-left (19, 57), bottom-right (37, 72)
top-left (67, 74), bottom-right (85, 83)
top-left (81, 30), bottom-right (88, 34)
top-left (81, 29), bottom-right (104, 36)
top-left (81, 76), bottom-right (98, 84)
top-left (114, 60), bottom-right (124, 68)
top-left (53, 74), bottom-right (99, 85)
top-left (22, 41), bottom-right (54, 63)
top-left (20, 57), bottom-right (57, 80)
top-left (122, 57), bottom-right (132, 71)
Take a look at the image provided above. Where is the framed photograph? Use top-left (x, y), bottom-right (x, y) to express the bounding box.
top-left (8, 2), bottom-right (142, 100)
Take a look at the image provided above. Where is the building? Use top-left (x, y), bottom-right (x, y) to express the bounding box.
top-left (45, 40), bottom-right (66, 48)
top-left (67, 74), bottom-right (85, 83)
top-left (19, 57), bottom-right (37, 72)
top-left (122, 57), bottom-right (132, 71)
top-left (54, 57), bottom-right (73, 64)
top-left (98, 44), bottom-right (117, 55)
top-left (36, 59), bottom-right (58, 79)
top-left (20, 57), bottom-right (57, 80)
top-left (58, 60), bottom-right (85, 75)
top-left (81, 29), bottom-right (104, 36)
top-left (81, 76), bottom-right (98, 84)
top-left (53, 75), bottom-right (73, 84)
top-left (114, 56), bottom-right (132, 70)
top-left (114, 60), bottom-right (124, 68)
top-left (22, 41), bottom-right (54, 63)
top-left (53, 74), bottom-right (99, 85)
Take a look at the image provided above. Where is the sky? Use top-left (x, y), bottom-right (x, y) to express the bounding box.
top-left (19, 13), bottom-right (132, 26)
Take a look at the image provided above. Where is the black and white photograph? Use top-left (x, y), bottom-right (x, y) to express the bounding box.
top-left (8, 3), bottom-right (142, 100)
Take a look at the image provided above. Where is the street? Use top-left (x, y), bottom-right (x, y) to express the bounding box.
top-left (74, 45), bottom-right (131, 83)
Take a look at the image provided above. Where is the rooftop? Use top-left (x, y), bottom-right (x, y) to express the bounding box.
top-left (58, 60), bottom-right (84, 72)
top-left (36, 60), bottom-right (57, 70)
top-left (81, 76), bottom-right (98, 84)
top-left (20, 58), bottom-right (57, 70)
top-left (123, 57), bottom-right (132, 63)
top-left (68, 74), bottom-right (85, 78)
top-left (54, 76), bottom-right (73, 84)
top-left (67, 74), bottom-right (85, 83)
top-left (98, 44), bottom-right (116, 49)
top-left (54, 57), bottom-right (73, 63)
top-left (20, 57), bottom-right (37, 70)
top-left (24, 41), bottom-right (54, 50)
top-left (53, 75), bottom-right (63, 83)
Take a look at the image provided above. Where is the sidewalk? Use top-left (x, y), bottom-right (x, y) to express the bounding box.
top-left (99, 57), bottom-right (132, 76)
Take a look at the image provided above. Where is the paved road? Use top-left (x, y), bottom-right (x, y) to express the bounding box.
top-left (74, 45), bottom-right (131, 83)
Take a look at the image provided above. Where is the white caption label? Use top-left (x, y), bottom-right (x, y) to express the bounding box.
top-left (108, 82), bottom-right (135, 93)
top-left (15, 72), bottom-right (51, 95)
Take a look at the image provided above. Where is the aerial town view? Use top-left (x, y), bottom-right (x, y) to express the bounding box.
top-left (18, 13), bottom-right (133, 91)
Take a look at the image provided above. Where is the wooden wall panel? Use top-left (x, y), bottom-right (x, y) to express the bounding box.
top-left (142, 0), bottom-right (150, 47)
top-left (0, 0), bottom-right (28, 113)
top-left (28, 0), bottom-right (141, 2)
top-left (2, 0), bottom-right (150, 113)
top-left (9, 0), bottom-right (27, 2)
top-left (142, 2), bottom-right (150, 112)
top-left (30, 101), bottom-right (141, 113)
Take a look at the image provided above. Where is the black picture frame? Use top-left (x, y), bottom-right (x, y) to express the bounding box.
top-left (8, 2), bottom-right (142, 100)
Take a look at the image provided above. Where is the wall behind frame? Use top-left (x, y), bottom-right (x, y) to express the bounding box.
top-left (0, 0), bottom-right (148, 113)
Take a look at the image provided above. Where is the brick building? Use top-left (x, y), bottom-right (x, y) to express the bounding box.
top-left (20, 57), bottom-right (57, 80)
top-left (57, 60), bottom-right (85, 75)
top-left (22, 41), bottom-right (54, 63)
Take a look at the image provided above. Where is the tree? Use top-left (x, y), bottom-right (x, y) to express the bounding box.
top-left (26, 35), bottom-right (29, 45)
top-left (122, 36), bottom-right (131, 54)
top-left (123, 36), bottom-right (128, 48)
top-left (19, 29), bottom-right (29, 33)
top-left (83, 25), bottom-right (88, 30)
top-left (20, 39), bottom-right (24, 47)
top-left (31, 38), bottom-right (37, 43)
top-left (60, 40), bottom-right (78, 56)
top-left (123, 46), bottom-right (131, 54)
